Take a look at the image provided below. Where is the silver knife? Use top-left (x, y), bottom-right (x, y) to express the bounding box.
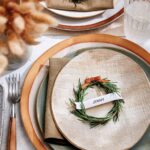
top-left (0, 85), bottom-right (4, 149)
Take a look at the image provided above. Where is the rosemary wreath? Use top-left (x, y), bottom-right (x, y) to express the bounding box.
top-left (69, 76), bottom-right (124, 128)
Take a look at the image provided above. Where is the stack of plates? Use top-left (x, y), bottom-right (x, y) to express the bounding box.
top-left (40, 0), bottom-right (124, 31)
top-left (20, 34), bottom-right (150, 150)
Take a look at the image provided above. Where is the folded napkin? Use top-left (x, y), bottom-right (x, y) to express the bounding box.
top-left (44, 58), bottom-right (70, 145)
top-left (46, 0), bottom-right (114, 11)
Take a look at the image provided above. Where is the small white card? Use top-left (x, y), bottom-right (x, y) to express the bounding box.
top-left (75, 93), bottom-right (123, 109)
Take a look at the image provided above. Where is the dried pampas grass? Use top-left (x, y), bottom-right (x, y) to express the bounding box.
top-left (0, 54), bottom-right (8, 74)
top-left (7, 30), bottom-right (25, 57)
top-left (0, 41), bottom-right (9, 55)
top-left (0, 0), bottom-right (57, 74)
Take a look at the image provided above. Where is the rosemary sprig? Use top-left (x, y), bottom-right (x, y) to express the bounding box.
top-left (69, 77), bottom-right (124, 128)
top-left (70, 0), bottom-right (87, 6)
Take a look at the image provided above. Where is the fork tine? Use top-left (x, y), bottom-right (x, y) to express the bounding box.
top-left (8, 76), bottom-right (11, 98)
top-left (16, 74), bottom-right (19, 98)
top-left (13, 74), bottom-right (16, 97)
top-left (11, 75), bottom-right (15, 100)
top-left (13, 74), bottom-right (17, 100)
top-left (14, 74), bottom-right (18, 96)
top-left (6, 75), bottom-right (11, 99)
top-left (18, 74), bottom-right (21, 94)
top-left (16, 74), bottom-right (21, 102)
top-left (17, 74), bottom-right (20, 97)
top-left (6, 73), bottom-right (21, 103)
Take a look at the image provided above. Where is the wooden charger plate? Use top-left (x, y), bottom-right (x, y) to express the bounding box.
top-left (20, 34), bottom-right (150, 150)
top-left (51, 49), bottom-right (150, 150)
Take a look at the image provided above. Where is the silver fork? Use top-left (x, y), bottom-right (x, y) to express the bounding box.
top-left (6, 74), bottom-right (21, 150)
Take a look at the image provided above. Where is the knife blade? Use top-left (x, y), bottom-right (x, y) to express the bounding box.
top-left (0, 84), bottom-right (4, 149)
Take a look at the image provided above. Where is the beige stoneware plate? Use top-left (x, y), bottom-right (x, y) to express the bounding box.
top-left (51, 49), bottom-right (150, 150)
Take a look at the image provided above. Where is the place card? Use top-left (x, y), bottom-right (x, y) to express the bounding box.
top-left (75, 93), bottom-right (123, 109)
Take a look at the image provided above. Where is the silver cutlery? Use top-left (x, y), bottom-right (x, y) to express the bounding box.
top-left (0, 84), bottom-right (4, 149)
top-left (6, 74), bottom-right (21, 150)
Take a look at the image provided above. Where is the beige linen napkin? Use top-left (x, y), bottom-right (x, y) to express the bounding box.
top-left (46, 0), bottom-right (114, 11)
top-left (44, 58), bottom-right (69, 144)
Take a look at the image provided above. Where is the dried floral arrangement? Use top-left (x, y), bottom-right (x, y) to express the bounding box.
top-left (0, 0), bottom-right (57, 74)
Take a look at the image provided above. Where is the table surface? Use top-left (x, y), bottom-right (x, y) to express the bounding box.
top-left (0, 16), bottom-right (150, 150)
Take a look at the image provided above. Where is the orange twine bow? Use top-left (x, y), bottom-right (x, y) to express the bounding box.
top-left (82, 76), bottom-right (109, 89)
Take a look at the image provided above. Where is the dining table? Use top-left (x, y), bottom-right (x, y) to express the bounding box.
top-left (0, 15), bottom-right (150, 150)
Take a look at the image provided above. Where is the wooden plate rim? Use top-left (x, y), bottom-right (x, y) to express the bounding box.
top-left (20, 34), bottom-right (150, 150)
top-left (57, 9), bottom-right (124, 31)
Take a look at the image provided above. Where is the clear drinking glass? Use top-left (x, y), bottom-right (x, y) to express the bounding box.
top-left (124, 0), bottom-right (150, 43)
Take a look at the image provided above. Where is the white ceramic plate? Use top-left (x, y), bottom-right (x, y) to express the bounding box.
top-left (40, 1), bottom-right (104, 19)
